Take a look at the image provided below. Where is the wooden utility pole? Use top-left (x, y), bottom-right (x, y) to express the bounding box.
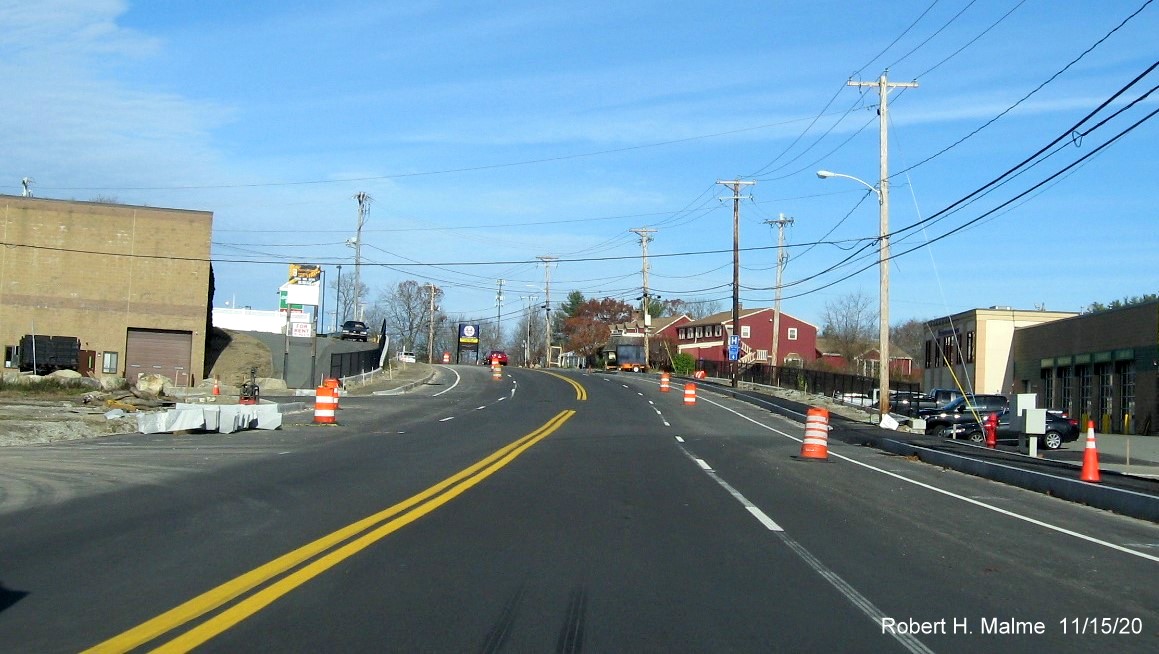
top-left (538, 256), bottom-right (557, 367)
top-left (764, 213), bottom-right (794, 376)
top-left (847, 72), bottom-right (917, 415)
top-left (495, 278), bottom-right (504, 349)
top-left (426, 283), bottom-right (438, 363)
top-left (352, 192), bottom-right (371, 322)
top-left (630, 228), bottom-right (657, 369)
top-left (717, 179), bottom-right (755, 388)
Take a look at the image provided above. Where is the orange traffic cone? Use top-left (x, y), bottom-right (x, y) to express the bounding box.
top-left (1080, 420), bottom-right (1101, 483)
top-left (212, 378), bottom-right (220, 396)
top-left (659, 372), bottom-right (670, 393)
top-left (683, 383), bottom-right (697, 405)
top-left (492, 363), bottom-right (502, 380)
top-left (799, 407), bottom-right (830, 460)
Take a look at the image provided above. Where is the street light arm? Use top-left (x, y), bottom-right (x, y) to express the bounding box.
top-left (816, 170), bottom-right (879, 197)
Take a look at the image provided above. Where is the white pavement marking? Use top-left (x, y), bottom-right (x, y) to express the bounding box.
top-left (432, 367), bottom-right (462, 397)
top-left (679, 446), bottom-right (932, 654)
top-left (475, 406), bottom-right (487, 411)
top-left (694, 392), bottom-right (1159, 564)
top-left (439, 417), bottom-right (455, 422)
top-left (675, 436), bottom-right (685, 443)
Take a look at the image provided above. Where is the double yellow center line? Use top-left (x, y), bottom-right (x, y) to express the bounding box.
top-left (86, 409), bottom-right (577, 653)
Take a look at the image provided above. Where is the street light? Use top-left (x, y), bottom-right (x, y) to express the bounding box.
top-left (817, 168), bottom-right (892, 416)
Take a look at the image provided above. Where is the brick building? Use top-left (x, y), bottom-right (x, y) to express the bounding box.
top-left (674, 307), bottom-right (817, 366)
top-left (1012, 301), bottom-right (1158, 435)
top-left (1, 195), bottom-right (213, 384)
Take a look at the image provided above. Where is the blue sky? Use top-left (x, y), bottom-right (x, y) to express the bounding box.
top-left (2, 0), bottom-right (1156, 335)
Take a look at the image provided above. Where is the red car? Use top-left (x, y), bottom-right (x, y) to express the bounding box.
top-left (482, 351), bottom-right (508, 366)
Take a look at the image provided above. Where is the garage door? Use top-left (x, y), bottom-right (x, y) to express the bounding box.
top-left (125, 329), bottom-right (194, 386)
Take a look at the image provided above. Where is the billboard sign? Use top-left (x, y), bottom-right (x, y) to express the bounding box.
top-left (458, 323), bottom-right (480, 353)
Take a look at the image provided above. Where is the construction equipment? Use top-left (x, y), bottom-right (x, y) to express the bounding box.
top-left (239, 367), bottom-right (260, 405)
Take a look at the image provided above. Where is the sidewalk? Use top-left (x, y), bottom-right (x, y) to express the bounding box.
top-left (345, 362), bottom-right (436, 395)
top-left (1050, 431), bottom-right (1159, 478)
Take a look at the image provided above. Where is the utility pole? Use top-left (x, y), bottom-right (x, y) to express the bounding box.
top-left (630, 228), bottom-right (656, 369)
top-left (538, 256), bottom-right (557, 367)
top-left (520, 295), bottom-right (538, 367)
top-left (334, 264), bottom-right (343, 330)
top-left (353, 192), bottom-right (371, 322)
top-left (495, 279), bottom-right (504, 351)
top-left (717, 179), bottom-right (755, 388)
top-left (764, 214), bottom-right (794, 377)
top-left (847, 72), bottom-right (917, 415)
top-left (426, 283), bottom-right (438, 363)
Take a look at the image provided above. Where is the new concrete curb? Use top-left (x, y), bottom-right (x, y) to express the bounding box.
top-left (687, 375), bottom-right (1159, 523)
top-left (877, 437), bottom-right (1159, 522)
top-left (370, 370), bottom-right (437, 396)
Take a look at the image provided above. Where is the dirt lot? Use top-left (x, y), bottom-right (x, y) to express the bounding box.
top-left (0, 328), bottom-right (276, 447)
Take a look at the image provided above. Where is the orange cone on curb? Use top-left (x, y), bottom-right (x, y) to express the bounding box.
top-left (659, 372), bottom-right (670, 393)
top-left (212, 378), bottom-right (220, 396)
top-left (799, 407), bottom-right (830, 461)
top-left (683, 383), bottom-right (697, 405)
top-left (1080, 420), bottom-right (1101, 483)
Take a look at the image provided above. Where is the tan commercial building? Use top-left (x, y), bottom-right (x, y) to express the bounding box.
top-left (1, 195), bottom-right (213, 385)
top-left (923, 307), bottom-right (1076, 395)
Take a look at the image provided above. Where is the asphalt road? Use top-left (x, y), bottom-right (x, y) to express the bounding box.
top-left (1, 366), bottom-right (1156, 652)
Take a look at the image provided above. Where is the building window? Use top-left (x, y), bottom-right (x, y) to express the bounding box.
top-left (924, 340), bottom-right (933, 368)
top-left (784, 354), bottom-right (803, 368)
top-left (787, 327), bottom-right (798, 341)
top-left (1041, 369), bottom-right (1054, 409)
top-left (4, 345), bottom-right (16, 368)
top-left (1077, 365), bottom-right (1092, 422)
top-left (1096, 362), bottom-right (1113, 426)
top-left (1058, 367), bottom-right (1072, 415)
top-left (1118, 361), bottom-right (1135, 433)
top-left (695, 327), bottom-right (703, 338)
top-left (714, 325), bottom-right (722, 337)
top-left (741, 325), bottom-right (750, 338)
top-left (102, 351), bottom-right (119, 374)
top-left (965, 331), bottom-right (976, 363)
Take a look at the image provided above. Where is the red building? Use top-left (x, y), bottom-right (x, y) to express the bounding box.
top-left (672, 308), bottom-right (818, 366)
top-left (815, 338), bottom-right (915, 376)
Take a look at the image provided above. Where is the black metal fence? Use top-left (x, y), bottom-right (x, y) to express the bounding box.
top-left (329, 342), bottom-right (384, 380)
top-left (696, 359), bottom-right (920, 403)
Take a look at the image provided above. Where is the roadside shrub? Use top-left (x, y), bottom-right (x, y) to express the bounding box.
top-left (672, 353), bottom-right (695, 375)
top-left (0, 377), bottom-right (95, 398)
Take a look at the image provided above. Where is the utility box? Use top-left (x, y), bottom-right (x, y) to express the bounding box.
top-left (1011, 393), bottom-right (1038, 433)
top-left (1022, 408), bottom-right (1047, 435)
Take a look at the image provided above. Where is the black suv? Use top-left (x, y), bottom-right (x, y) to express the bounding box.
top-left (919, 394), bottom-right (1009, 437)
top-left (340, 320), bottom-right (369, 342)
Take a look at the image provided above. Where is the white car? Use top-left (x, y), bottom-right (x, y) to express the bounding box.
top-left (397, 351), bottom-right (416, 363)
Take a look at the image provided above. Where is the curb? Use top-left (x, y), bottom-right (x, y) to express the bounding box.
top-left (689, 377), bottom-right (1159, 523)
top-left (877, 436), bottom-right (1159, 522)
top-left (370, 370), bottom-right (437, 396)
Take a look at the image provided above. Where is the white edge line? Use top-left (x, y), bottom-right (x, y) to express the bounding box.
top-left (431, 367), bottom-right (462, 397)
top-left (438, 416), bottom-right (454, 422)
top-left (695, 394), bottom-right (1159, 564)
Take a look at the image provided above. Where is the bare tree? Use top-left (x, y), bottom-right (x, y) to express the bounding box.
top-left (891, 317), bottom-right (928, 362)
top-left (329, 272), bottom-right (368, 332)
top-left (662, 298), bottom-right (723, 320)
top-left (376, 280), bottom-right (442, 353)
top-left (822, 289), bottom-right (877, 371)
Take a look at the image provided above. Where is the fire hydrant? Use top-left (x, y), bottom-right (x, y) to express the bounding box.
top-left (984, 412), bottom-right (998, 448)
